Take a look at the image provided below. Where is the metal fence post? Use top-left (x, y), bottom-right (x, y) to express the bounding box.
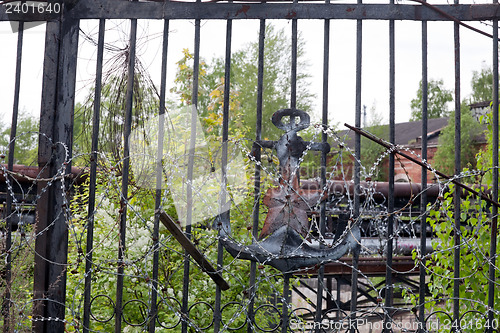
top-left (33, 11), bottom-right (79, 333)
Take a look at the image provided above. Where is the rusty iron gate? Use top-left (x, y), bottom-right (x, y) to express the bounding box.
top-left (1, 0), bottom-right (500, 332)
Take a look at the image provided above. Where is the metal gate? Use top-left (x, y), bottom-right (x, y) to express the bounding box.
top-left (1, 0), bottom-right (499, 332)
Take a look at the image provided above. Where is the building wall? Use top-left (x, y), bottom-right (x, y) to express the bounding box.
top-left (393, 146), bottom-right (439, 183)
top-left (326, 142), bottom-right (488, 184)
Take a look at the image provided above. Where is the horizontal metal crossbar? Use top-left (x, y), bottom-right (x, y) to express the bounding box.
top-left (1, 0), bottom-right (499, 22)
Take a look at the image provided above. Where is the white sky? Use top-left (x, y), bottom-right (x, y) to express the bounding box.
top-left (0, 2), bottom-right (496, 132)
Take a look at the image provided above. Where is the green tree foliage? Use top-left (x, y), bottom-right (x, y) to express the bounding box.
top-left (406, 69), bottom-right (500, 328)
top-left (0, 110), bottom-right (39, 165)
top-left (169, 48), bottom-right (247, 145)
top-left (411, 188), bottom-right (500, 325)
top-left (360, 106), bottom-right (389, 181)
top-left (470, 65), bottom-right (495, 103)
top-left (410, 79), bottom-right (453, 121)
top-left (432, 66), bottom-right (495, 176)
top-left (223, 24), bottom-right (314, 141)
top-left (171, 24), bottom-right (315, 142)
top-left (432, 104), bottom-right (481, 175)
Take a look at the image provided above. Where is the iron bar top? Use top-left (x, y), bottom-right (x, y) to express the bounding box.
top-left (1, 0), bottom-right (499, 21)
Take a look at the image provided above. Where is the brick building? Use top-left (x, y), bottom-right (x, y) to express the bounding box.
top-left (335, 115), bottom-right (488, 183)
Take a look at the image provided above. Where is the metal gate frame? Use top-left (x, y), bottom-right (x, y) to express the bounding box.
top-left (1, 0), bottom-right (499, 332)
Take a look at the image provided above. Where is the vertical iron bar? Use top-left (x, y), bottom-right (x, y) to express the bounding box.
top-left (350, 2), bottom-right (363, 330)
top-left (314, 3), bottom-right (330, 330)
top-left (384, 5), bottom-right (395, 331)
top-left (418, 13), bottom-right (429, 332)
top-left (452, 4), bottom-right (461, 328)
top-left (247, 18), bottom-right (266, 333)
top-left (487, 8), bottom-right (499, 333)
top-left (290, 15), bottom-right (297, 111)
top-left (148, 18), bottom-right (169, 333)
top-left (2, 17), bottom-right (21, 314)
top-left (2, 20), bottom-right (23, 333)
top-left (114, 18), bottom-right (137, 333)
top-left (282, 274), bottom-right (291, 332)
top-left (83, 18), bottom-right (105, 333)
top-left (213, 15), bottom-right (232, 333)
top-left (281, 11), bottom-right (298, 332)
top-left (282, 9), bottom-right (299, 332)
top-left (181, 15), bottom-right (201, 333)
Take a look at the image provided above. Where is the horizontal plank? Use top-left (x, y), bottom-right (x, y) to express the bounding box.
top-left (1, 1), bottom-right (499, 21)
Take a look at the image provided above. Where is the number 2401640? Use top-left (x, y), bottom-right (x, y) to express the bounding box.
top-left (4, 2), bottom-right (61, 14)
top-left (436, 319), bottom-right (498, 331)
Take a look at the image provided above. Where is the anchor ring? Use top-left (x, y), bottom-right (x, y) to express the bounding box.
top-left (271, 108), bottom-right (310, 132)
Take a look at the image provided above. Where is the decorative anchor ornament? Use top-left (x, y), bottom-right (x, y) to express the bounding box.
top-left (220, 109), bottom-right (360, 272)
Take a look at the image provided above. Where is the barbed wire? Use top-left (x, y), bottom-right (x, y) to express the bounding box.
top-left (1, 124), bottom-right (499, 332)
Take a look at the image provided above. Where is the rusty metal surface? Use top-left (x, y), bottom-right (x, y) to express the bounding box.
top-left (295, 256), bottom-right (418, 277)
top-left (2, 1), bottom-right (500, 22)
top-left (0, 164), bottom-right (84, 183)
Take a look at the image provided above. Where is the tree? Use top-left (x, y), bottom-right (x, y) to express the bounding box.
top-left (360, 105), bottom-right (389, 181)
top-left (414, 105), bottom-right (500, 322)
top-left (432, 104), bottom-right (481, 175)
top-left (432, 66), bottom-right (495, 176)
top-left (406, 69), bottom-right (500, 323)
top-left (193, 24), bottom-right (315, 141)
top-left (470, 64), bottom-right (495, 103)
top-left (0, 110), bottom-right (39, 166)
top-left (410, 79), bottom-right (453, 121)
top-left (233, 24), bottom-right (314, 141)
